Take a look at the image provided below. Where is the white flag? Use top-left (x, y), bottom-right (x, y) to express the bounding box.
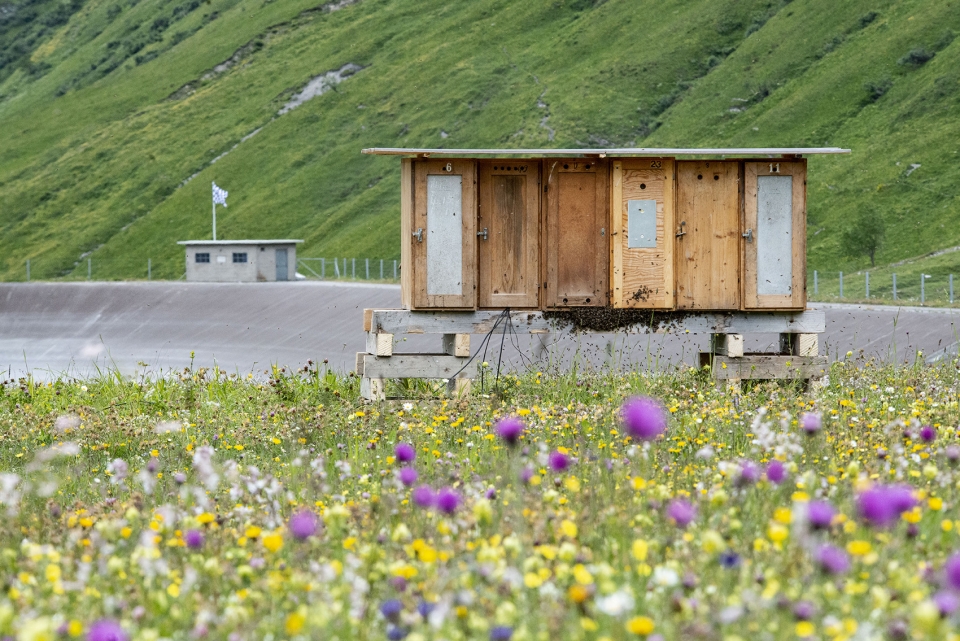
top-left (212, 182), bottom-right (228, 207)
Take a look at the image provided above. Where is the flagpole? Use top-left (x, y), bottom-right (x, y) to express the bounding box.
top-left (212, 182), bottom-right (217, 240)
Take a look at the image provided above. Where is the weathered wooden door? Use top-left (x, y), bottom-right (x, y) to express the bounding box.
top-left (411, 159), bottom-right (477, 309)
top-left (477, 161), bottom-right (540, 308)
top-left (674, 161), bottom-right (740, 310)
top-left (743, 160), bottom-right (806, 309)
top-left (611, 158), bottom-right (675, 308)
top-left (544, 159), bottom-right (609, 307)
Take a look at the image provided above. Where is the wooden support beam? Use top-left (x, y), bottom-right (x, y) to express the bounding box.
top-left (366, 333), bottom-right (394, 357)
top-left (778, 333), bottom-right (819, 356)
top-left (361, 353), bottom-right (476, 379)
top-left (355, 351), bottom-right (365, 375)
top-left (442, 333), bottom-right (470, 357)
top-left (360, 377), bottom-right (385, 401)
top-left (363, 308), bottom-right (374, 333)
top-left (710, 355), bottom-right (827, 380)
top-left (368, 309), bottom-right (825, 336)
top-left (712, 334), bottom-right (744, 357)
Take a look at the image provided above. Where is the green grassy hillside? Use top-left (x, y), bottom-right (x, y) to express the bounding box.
top-left (0, 0), bottom-right (958, 280)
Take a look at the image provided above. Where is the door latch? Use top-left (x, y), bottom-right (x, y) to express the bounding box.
top-left (675, 221), bottom-right (686, 238)
top-left (413, 228), bottom-right (423, 243)
top-left (477, 228), bottom-right (488, 240)
top-left (742, 228), bottom-right (753, 243)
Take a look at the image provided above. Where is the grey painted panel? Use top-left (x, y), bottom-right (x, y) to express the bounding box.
top-left (426, 174), bottom-right (464, 296)
top-left (276, 249), bottom-right (288, 281)
top-left (756, 175), bottom-right (793, 296)
top-left (627, 199), bottom-right (658, 248)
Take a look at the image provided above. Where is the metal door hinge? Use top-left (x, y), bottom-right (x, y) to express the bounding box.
top-left (413, 228), bottom-right (423, 242)
top-left (477, 228), bottom-right (488, 240)
top-left (742, 228), bottom-right (753, 243)
top-left (675, 221), bottom-right (686, 238)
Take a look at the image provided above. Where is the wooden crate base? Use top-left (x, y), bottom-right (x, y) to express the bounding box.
top-left (359, 352), bottom-right (475, 401)
top-left (703, 354), bottom-right (828, 380)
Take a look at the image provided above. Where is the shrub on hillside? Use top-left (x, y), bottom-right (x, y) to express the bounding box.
top-left (863, 76), bottom-right (892, 103)
top-left (898, 48), bottom-right (934, 67)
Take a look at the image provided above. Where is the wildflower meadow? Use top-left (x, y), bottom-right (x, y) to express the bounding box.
top-left (2, 356), bottom-right (960, 640)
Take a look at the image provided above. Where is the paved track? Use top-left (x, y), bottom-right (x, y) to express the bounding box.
top-left (2, 282), bottom-right (958, 379)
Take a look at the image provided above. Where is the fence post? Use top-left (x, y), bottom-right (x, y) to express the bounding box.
top-left (343, 258), bottom-right (347, 278)
top-left (951, 274), bottom-right (954, 304)
top-left (87, 258), bottom-right (92, 280)
top-left (380, 259), bottom-right (384, 280)
top-left (865, 272), bottom-right (869, 299)
top-left (393, 260), bottom-right (397, 280)
top-left (813, 270), bottom-right (818, 295)
top-left (352, 258), bottom-right (356, 279)
top-left (365, 258), bottom-right (369, 279)
top-left (893, 273), bottom-right (897, 300)
top-left (321, 258), bottom-right (326, 279)
top-left (839, 271), bottom-right (843, 299)
top-left (921, 274), bottom-right (925, 305)
top-left (334, 259), bottom-right (340, 278)
top-left (26, 259), bottom-right (30, 282)
top-left (148, 258), bottom-right (152, 281)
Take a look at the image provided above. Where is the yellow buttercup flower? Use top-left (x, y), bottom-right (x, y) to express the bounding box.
top-left (625, 616), bottom-right (655, 636)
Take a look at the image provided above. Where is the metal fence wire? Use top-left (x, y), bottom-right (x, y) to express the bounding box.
top-left (809, 270), bottom-right (957, 305)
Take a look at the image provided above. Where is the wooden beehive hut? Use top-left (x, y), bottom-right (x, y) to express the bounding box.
top-left (357, 147), bottom-right (849, 400)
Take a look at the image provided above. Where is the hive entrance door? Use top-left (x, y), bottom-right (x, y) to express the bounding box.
top-left (675, 161), bottom-right (740, 310)
top-left (478, 161), bottom-right (540, 308)
top-left (544, 159), bottom-right (609, 307)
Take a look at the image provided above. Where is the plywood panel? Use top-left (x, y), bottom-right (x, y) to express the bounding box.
top-left (544, 159), bottom-right (609, 307)
top-left (412, 160), bottom-right (476, 309)
top-left (611, 158), bottom-right (674, 308)
top-left (400, 159), bottom-right (413, 309)
top-left (743, 160), bottom-right (806, 309)
top-left (478, 161), bottom-right (540, 308)
top-left (674, 161), bottom-right (740, 310)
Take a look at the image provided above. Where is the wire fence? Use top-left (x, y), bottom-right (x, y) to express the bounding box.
top-left (12, 257), bottom-right (400, 283)
top-left (296, 258), bottom-right (399, 282)
top-left (809, 270), bottom-right (958, 306)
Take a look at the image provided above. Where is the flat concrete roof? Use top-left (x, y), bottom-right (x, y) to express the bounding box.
top-left (362, 147), bottom-right (851, 157)
top-left (177, 240), bottom-right (304, 245)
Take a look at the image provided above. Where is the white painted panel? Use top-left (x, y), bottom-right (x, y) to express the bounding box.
top-left (426, 174), bottom-right (463, 296)
top-left (756, 175), bottom-right (793, 295)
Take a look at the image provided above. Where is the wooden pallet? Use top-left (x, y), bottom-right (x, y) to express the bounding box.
top-left (358, 308), bottom-right (827, 399)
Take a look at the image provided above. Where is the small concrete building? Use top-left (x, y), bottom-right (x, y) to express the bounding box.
top-left (178, 240), bottom-right (303, 282)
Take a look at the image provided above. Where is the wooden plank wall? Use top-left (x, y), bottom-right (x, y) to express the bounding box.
top-left (675, 161), bottom-right (741, 310)
top-left (743, 160), bottom-right (806, 310)
top-left (544, 159), bottom-right (609, 307)
top-left (478, 161), bottom-right (540, 308)
top-left (611, 158), bottom-right (675, 308)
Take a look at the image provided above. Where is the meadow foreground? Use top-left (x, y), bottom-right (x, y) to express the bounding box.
top-left (0, 358), bottom-right (958, 640)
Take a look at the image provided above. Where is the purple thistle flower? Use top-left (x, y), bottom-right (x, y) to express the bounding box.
top-left (520, 467), bottom-right (534, 484)
top-left (935, 590), bottom-right (960, 616)
top-left (738, 460), bottom-right (761, 485)
top-left (620, 396), bottom-right (667, 441)
top-left (184, 529), bottom-right (204, 549)
top-left (380, 599), bottom-right (403, 622)
top-left (88, 620), bottom-right (128, 641)
top-left (765, 460), bottom-right (786, 484)
top-left (548, 450), bottom-right (569, 472)
top-left (417, 600), bottom-right (434, 619)
top-left (793, 600), bottom-right (816, 621)
top-left (386, 626), bottom-right (409, 641)
top-left (947, 445), bottom-right (960, 464)
top-left (395, 443), bottom-right (416, 464)
top-left (412, 485), bottom-right (435, 508)
top-left (398, 467), bottom-right (418, 487)
top-left (495, 417), bottom-right (525, 446)
top-left (920, 425), bottom-right (937, 443)
top-left (945, 553), bottom-right (960, 590)
top-left (807, 501), bottom-right (835, 530)
top-left (490, 627), bottom-right (514, 641)
top-left (815, 545), bottom-right (850, 575)
top-left (288, 510), bottom-right (319, 540)
top-left (800, 412), bottom-right (821, 435)
top-left (719, 550), bottom-right (741, 568)
top-left (857, 485), bottom-right (916, 527)
top-left (435, 487), bottom-right (461, 515)
top-left (666, 498), bottom-right (696, 528)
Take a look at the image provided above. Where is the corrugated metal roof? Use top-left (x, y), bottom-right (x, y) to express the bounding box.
top-left (177, 240), bottom-right (303, 245)
top-left (362, 147), bottom-right (850, 157)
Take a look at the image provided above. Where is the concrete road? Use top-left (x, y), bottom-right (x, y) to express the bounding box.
top-left (1, 282), bottom-right (958, 379)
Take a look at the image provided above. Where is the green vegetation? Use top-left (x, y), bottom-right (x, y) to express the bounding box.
top-left (3, 360), bottom-right (960, 637)
top-left (0, 0), bottom-right (959, 281)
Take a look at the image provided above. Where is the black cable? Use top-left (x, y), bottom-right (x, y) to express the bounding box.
top-left (448, 308), bottom-right (510, 389)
